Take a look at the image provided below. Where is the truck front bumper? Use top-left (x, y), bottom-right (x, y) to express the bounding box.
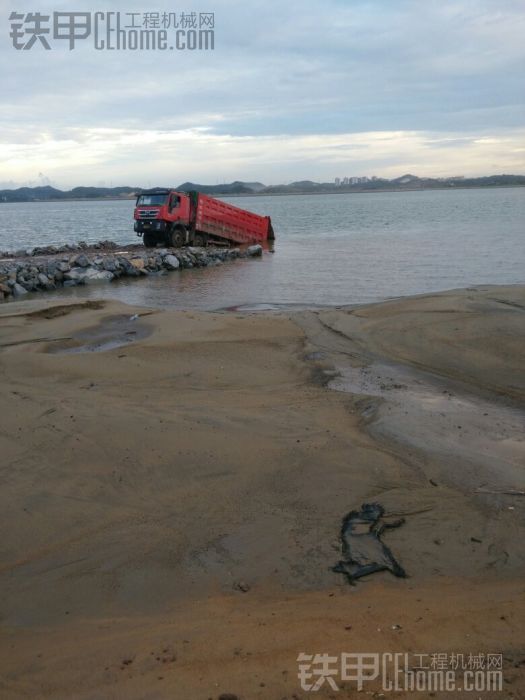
top-left (134, 220), bottom-right (168, 235)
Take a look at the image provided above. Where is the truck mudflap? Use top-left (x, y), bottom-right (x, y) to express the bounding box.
top-left (267, 217), bottom-right (275, 240)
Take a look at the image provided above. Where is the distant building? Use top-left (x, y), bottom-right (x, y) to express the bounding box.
top-left (336, 175), bottom-right (371, 186)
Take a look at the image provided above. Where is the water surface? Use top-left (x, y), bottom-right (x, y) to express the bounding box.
top-left (1, 188), bottom-right (523, 309)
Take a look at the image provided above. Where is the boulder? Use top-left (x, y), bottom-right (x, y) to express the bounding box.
top-left (74, 254), bottom-right (90, 268)
top-left (12, 283), bottom-right (28, 296)
top-left (130, 257), bottom-right (145, 270)
top-left (117, 257), bottom-right (139, 276)
top-left (81, 268), bottom-right (114, 284)
top-left (38, 273), bottom-right (55, 290)
top-left (103, 258), bottom-right (117, 272)
top-left (247, 244), bottom-right (263, 257)
top-left (64, 269), bottom-right (84, 281)
top-left (163, 254), bottom-right (180, 270)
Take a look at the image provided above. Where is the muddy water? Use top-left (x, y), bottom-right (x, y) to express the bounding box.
top-left (48, 314), bottom-right (153, 354)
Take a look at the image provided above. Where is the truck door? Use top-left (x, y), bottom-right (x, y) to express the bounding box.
top-left (168, 193), bottom-right (181, 220)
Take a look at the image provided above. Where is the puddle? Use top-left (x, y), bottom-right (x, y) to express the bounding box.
top-left (223, 303), bottom-right (284, 313)
top-left (329, 360), bottom-right (525, 494)
top-left (48, 315), bottom-right (152, 354)
top-left (221, 302), bottom-right (338, 313)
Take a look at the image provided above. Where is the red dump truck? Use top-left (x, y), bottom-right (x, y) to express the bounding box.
top-left (134, 189), bottom-right (275, 248)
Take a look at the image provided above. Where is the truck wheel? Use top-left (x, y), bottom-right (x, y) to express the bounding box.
top-left (143, 232), bottom-right (157, 248)
top-left (169, 228), bottom-right (185, 248)
top-left (193, 233), bottom-right (207, 247)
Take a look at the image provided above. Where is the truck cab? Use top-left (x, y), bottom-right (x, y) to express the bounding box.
top-left (134, 189), bottom-right (192, 247)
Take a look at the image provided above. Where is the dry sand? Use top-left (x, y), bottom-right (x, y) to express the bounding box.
top-left (0, 285), bottom-right (524, 699)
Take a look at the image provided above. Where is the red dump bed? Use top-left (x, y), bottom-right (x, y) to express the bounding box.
top-left (195, 193), bottom-right (274, 244)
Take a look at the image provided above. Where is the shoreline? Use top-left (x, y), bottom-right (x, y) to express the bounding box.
top-left (1, 284), bottom-right (524, 698)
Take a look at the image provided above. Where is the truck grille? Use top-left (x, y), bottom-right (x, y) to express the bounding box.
top-left (138, 209), bottom-right (159, 219)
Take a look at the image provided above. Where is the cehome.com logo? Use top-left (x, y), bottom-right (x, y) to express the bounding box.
top-left (9, 11), bottom-right (215, 51)
top-left (297, 652), bottom-right (504, 693)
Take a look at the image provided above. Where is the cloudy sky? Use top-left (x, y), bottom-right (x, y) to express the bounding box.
top-left (1, 0), bottom-right (524, 188)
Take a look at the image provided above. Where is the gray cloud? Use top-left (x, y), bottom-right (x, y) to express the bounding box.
top-left (1, 0), bottom-right (524, 185)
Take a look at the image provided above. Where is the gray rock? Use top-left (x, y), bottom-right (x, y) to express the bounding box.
top-left (117, 257), bottom-right (139, 276)
top-left (103, 258), bottom-right (117, 272)
top-left (247, 244), bottom-right (263, 257)
top-left (63, 280), bottom-right (78, 288)
top-left (74, 254), bottom-right (90, 268)
top-left (81, 268), bottom-right (114, 284)
top-left (38, 273), bottom-right (55, 289)
top-left (57, 261), bottom-right (70, 272)
top-left (163, 254), bottom-right (180, 270)
top-left (21, 280), bottom-right (36, 291)
top-left (64, 269), bottom-right (84, 281)
top-left (12, 282), bottom-right (28, 296)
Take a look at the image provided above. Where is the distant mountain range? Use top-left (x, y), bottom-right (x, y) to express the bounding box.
top-left (1, 175), bottom-right (524, 202)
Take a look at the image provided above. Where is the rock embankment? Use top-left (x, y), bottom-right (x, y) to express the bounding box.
top-left (0, 242), bottom-right (263, 300)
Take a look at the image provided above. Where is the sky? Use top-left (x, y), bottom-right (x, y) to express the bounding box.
top-left (1, 0), bottom-right (524, 188)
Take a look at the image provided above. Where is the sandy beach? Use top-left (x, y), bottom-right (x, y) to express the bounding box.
top-left (1, 285), bottom-right (524, 699)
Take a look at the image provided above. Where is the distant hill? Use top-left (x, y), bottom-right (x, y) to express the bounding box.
top-left (69, 186), bottom-right (137, 198)
top-left (0, 185), bottom-right (139, 203)
top-left (240, 181), bottom-right (266, 192)
top-left (1, 175), bottom-right (524, 203)
top-left (176, 181), bottom-right (257, 195)
top-left (1, 185), bottom-right (67, 201)
top-left (263, 181), bottom-right (336, 194)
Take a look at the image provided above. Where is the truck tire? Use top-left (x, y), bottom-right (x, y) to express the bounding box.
top-left (169, 227), bottom-right (185, 248)
top-left (143, 232), bottom-right (157, 248)
top-left (193, 232), bottom-right (207, 247)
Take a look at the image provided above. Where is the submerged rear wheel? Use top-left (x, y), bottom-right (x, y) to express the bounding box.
top-left (169, 227), bottom-right (185, 248)
top-left (193, 232), bottom-right (207, 247)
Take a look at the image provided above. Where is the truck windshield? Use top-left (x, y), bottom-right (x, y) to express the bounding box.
top-left (136, 194), bottom-right (167, 206)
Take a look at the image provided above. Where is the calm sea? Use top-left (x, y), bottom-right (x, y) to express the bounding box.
top-left (1, 188), bottom-right (524, 309)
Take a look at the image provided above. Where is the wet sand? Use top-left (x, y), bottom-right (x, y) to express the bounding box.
top-left (1, 285), bottom-right (524, 698)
